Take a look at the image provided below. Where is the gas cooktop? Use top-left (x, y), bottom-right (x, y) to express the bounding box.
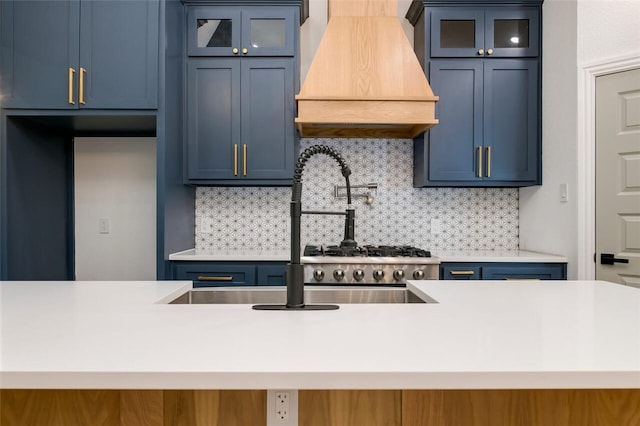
top-left (301, 244), bottom-right (439, 285)
top-left (303, 244), bottom-right (432, 258)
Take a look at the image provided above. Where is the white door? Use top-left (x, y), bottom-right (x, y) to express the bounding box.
top-left (595, 68), bottom-right (640, 287)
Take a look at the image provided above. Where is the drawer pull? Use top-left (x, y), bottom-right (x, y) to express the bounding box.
top-left (233, 144), bottom-right (238, 176)
top-left (243, 144), bottom-right (247, 176)
top-left (197, 276), bottom-right (233, 281)
top-left (486, 146), bottom-right (491, 177)
top-left (450, 270), bottom-right (475, 276)
top-left (68, 68), bottom-right (76, 104)
top-left (79, 67), bottom-right (86, 104)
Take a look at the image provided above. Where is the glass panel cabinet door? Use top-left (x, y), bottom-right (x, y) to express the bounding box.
top-left (241, 8), bottom-right (295, 56)
top-left (485, 9), bottom-right (539, 57)
top-left (430, 9), bottom-right (484, 57)
top-left (430, 8), bottom-right (539, 58)
top-left (188, 7), bottom-right (295, 57)
top-left (188, 8), bottom-right (241, 56)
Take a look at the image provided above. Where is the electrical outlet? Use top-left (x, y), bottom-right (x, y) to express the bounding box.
top-left (267, 390), bottom-right (298, 426)
top-left (198, 217), bottom-right (213, 234)
top-left (275, 392), bottom-right (289, 420)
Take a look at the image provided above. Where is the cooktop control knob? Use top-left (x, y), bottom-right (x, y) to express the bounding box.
top-left (313, 269), bottom-right (325, 281)
top-left (393, 269), bottom-right (405, 281)
top-left (333, 269), bottom-right (345, 281)
top-left (372, 269), bottom-right (385, 281)
top-left (353, 269), bottom-right (365, 281)
top-left (413, 269), bottom-right (425, 280)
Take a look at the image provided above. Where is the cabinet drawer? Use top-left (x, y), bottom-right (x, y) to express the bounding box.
top-left (440, 262), bottom-right (567, 280)
top-left (481, 264), bottom-right (566, 280)
top-left (441, 265), bottom-right (482, 280)
top-left (175, 264), bottom-right (256, 287)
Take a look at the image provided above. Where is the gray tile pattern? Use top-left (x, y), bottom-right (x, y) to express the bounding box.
top-left (195, 139), bottom-right (519, 251)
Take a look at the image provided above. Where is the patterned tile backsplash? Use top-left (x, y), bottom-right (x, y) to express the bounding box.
top-left (195, 139), bottom-right (519, 251)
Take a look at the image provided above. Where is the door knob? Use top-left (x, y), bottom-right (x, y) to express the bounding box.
top-left (600, 253), bottom-right (629, 265)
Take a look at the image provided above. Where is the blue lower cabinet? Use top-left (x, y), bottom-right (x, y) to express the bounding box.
top-left (257, 264), bottom-right (287, 286)
top-left (441, 262), bottom-right (567, 280)
top-left (173, 262), bottom-right (287, 287)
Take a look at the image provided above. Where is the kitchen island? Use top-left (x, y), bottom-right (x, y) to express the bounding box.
top-left (1, 280), bottom-right (639, 425)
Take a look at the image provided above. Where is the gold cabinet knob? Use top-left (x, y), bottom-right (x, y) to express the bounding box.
top-left (232, 47), bottom-right (239, 54)
top-left (487, 48), bottom-right (494, 55)
top-left (478, 48), bottom-right (485, 55)
top-left (242, 48), bottom-right (248, 54)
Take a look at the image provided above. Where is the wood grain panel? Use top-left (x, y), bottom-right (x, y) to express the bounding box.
top-left (402, 389), bottom-right (640, 426)
top-left (163, 390), bottom-right (266, 426)
top-left (300, 390), bottom-right (401, 426)
top-left (329, 0), bottom-right (398, 17)
top-left (120, 390), bottom-right (163, 426)
top-left (0, 389), bottom-right (120, 426)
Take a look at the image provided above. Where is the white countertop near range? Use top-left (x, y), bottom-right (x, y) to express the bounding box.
top-left (169, 248), bottom-right (567, 263)
top-left (1, 280), bottom-right (637, 390)
top-left (434, 249), bottom-right (568, 263)
top-left (169, 248), bottom-right (290, 261)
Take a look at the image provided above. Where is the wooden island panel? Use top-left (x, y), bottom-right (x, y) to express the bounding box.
top-left (2, 389), bottom-right (639, 426)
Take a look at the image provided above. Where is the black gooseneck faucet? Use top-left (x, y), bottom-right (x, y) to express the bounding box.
top-left (253, 145), bottom-right (355, 311)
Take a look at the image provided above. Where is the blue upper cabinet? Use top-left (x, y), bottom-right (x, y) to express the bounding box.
top-left (184, 1), bottom-right (305, 185)
top-left (187, 6), bottom-right (296, 57)
top-left (408, 0), bottom-right (542, 187)
top-left (186, 57), bottom-right (295, 183)
top-left (0, 0), bottom-right (159, 110)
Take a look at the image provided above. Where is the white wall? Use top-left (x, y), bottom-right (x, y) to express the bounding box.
top-left (520, 0), bottom-right (640, 279)
top-left (519, 0), bottom-right (579, 277)
top-left (577, 0), bottom-right (640, 65)
top-left (74, 137), bottom-right (156, 280)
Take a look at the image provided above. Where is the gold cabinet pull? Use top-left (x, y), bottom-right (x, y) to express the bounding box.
top-left (232, 47), bottom-right (239, 54)
top-left (486, 146), bottom-right (491, 177)
top-left (487, 48), bottom-right (494, 55)
top-left (478, 48), bottom-right (485, 55)
top-left (68, 68), bottom-right (76, 104)
top-left (450, 270), bottom-right (475, 276)
top-left (197, 276), bottom-right (233, 281)
top-left (243, 144), bottom-right (247, 176)
top-left (79, 67), bottom-right (86, 105)
top-left (242, 47), bottom-right (248, 54)
top-left (233, 144), bottom-right (238, 176)
top-left (477, 146), bottom-right (482, 178)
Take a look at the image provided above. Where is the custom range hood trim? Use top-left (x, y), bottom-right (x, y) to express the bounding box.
top-left (295, 0), bottom-right (438, 139)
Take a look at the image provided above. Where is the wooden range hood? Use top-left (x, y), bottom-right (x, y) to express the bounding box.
top-left (295, 0), bottom-right (438, 139)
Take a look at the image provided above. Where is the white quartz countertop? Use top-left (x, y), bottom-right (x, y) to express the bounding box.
top-left (433, 250), bottom-right (568, 263)
top-left (169, 248), bottom-right (290, 261)
top-left (169, 248), bottom-right (567, 263)
top-left (1, 280), bottom-right (638, 390)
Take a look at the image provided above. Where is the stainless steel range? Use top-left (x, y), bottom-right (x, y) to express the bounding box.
top-left (302, 244), bottom-right (440, 285)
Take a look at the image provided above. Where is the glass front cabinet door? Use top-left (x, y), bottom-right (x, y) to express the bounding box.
top-left (431, 7), bottom-right (539, 58)
top-left (188, 7), bottom-right (295, 57)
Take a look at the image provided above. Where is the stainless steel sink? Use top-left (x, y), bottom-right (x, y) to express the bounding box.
top-left (169, 286), bottom-right (433, 304)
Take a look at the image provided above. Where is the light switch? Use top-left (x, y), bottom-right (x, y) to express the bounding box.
top-left (98, 218), bottom-right (111, 234)
top-left (559, 183), bottom-right (569, 203)
top-left (431, 218), bottom-right (442, 235)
